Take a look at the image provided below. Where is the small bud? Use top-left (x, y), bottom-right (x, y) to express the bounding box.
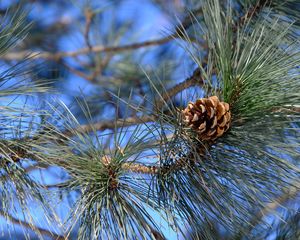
top-left (101, 155), bottom-right (111, 166)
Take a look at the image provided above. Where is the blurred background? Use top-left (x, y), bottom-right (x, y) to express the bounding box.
top-left (0, 0), bottom-right (200, 120)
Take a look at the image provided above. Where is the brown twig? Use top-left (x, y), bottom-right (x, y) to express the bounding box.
top-left (122, 162), bottom-right (158, 174)
top-left (60, 68), bottom-right (205, 136)
top-left (243, 181), bottom-right (300, 236)
top-left (84, 8), bottom-right (94, 50)
top-left (0, 210), bottom-right (66, 240)
top-left (0, 37), bottom-right (174, 61)
top-left (1, 8), bottom-right (202, 61)
top-left (62, 61), bottom-right (93, 81)
top-left (239, 0), bottom-right (270, 27)
top-left (156, 67), bottom-right (204, 109)
top-left (115, 0), bottom-right (284, 176)
top-left (63, 115), bottom-right (156, 136)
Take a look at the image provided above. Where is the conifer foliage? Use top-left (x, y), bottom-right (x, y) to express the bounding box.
top-left (0, 0), bottom-right (299, 239)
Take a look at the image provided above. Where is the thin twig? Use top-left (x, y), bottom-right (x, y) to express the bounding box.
top-left (63, 115), bottom-right (156, 136)
top-left (84, 8), bottom-right (94, 50)
top-left (1, 8), bottom-right (202, 61)
top-left (62, 61), bottom-right (93, 82)
top-left (61, 68), bottom-right (204, 136)
top-left (0, 210), bottom-right (66, 240)
top-left (0, 37), bottom-right (174, 61)
top-left (156, 67), bottom-right (204, 109)
top-left (243, 181), bottom-right (300, 236)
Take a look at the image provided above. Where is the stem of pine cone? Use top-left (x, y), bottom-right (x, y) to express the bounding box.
top-left (122, 141), bottom-right (211, 175)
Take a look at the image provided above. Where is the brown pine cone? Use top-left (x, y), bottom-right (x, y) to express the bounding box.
top-left (182, 96), bottom-right (231, 141)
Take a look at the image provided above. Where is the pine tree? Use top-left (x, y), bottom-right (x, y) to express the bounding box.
top-left (0, 0), bottom-right (299, 239)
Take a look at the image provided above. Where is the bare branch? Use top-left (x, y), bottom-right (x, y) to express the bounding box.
top-left (84, 8), bottom-right (94, 50)
top-left (156, 67), bottom-right (204, 109)
top-left (0, 37), bottom-right (175, 61)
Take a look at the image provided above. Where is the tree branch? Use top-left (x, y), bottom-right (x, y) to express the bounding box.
top-left (0, 38), bottom-right (174, 61)
top-left (60, 67), bottom-right (205, 136)
top-left (63, 115), bottom-right (156, 136)
top-left (243, 181), bottom-right (300, 236)
top-left (234, 0), bottom-right (271, 32)
top-left (156, 67), bottom-right (204, 109)
top-left (1, 8), bottom-right (202, 61)
top-left (0, 210), bottom-right (66, 240)
top-left (84, 8), bottom-right (94, 51)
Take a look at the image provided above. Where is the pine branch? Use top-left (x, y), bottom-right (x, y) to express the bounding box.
top-left (244, 180), bottom-right (300, 236)
top-left (155, 67), bottom-right (204, 109)
top-left (0, 39), bottom-right (172, 61)
top-left (0, 7), bottom-right (202, 61)
top-left (63, 115), bottom-right (156, 136)
top-left (235, 0), bottom-right (271, 31)
top-left (0, 210), bottom-right (66, 240)
top-left (83, 8), bottom-right (94, 51)
top-left (61, 67), bottom-right (205, 136)
top-left (1, 1), bottom-right (299, 239)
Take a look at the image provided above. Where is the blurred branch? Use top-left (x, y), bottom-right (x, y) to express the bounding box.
top-left (62, 61), bottom-right (94, 82)
top-left (0, 8), bottom-right (202, 61)
top-left (245, 181), bottom-right (300, 236)
top-left (0, 38), bottom-right (174, 61)
top-left (0, 210), bottom-right (66, 240)
top-left (24, 162), bottom-right (49, 173)
top-left (84, 8), bottom-right (94, 50)
top-left (0, 162), bottom-right (49, 183)
top-left (63, 115), bottom-right (156, 136)
top-left (156, 67), bottom-right (204, 109)
top-left (62, 67), bottom-right (205, 136)
top-left (234, 0), bottom-right (271, 31)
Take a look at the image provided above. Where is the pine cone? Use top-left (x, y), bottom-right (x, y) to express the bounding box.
top-left (182, 96), bottom-right (231, 141)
